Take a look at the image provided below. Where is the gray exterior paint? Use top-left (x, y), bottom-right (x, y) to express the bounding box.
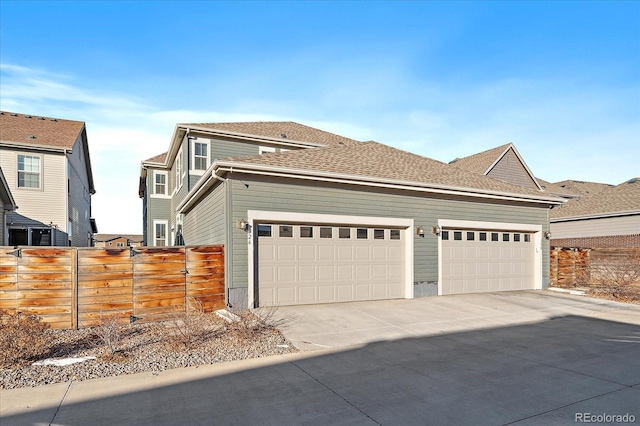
top-left (66, 135), bottom-right (93, 246)
top-left (487, 149), bottom-right (539, 190)
top-left (210, 137), bottom-right (259, 160)
top-left (215, 174), bottom-right (551, 291)
top-left (183, 182), bottom-right (226, 246)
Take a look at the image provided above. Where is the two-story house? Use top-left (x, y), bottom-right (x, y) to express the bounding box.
top-left (0, 111), bottom-right (97, 246)
top-left (141, 122), bottom-right (563, 310)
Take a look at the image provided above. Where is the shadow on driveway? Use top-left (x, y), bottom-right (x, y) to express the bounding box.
top-left (2, 314), bottom-right (639, 425)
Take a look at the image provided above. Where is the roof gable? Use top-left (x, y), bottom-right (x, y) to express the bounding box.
top-left (0, 167), bottom-right (17, 211)
top-left (450, 143), bottom-right (542, 191)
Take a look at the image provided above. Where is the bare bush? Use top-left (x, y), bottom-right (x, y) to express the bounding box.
top-left (0, 310), bottom-right (50, 368)
top-left (163, 297), bottom-right (221, 350)
top-left (95, 312), bottom-right (125, 357)
top-left (592, 251), bottom-right (640, 301)
top-left (225, 306), bottom-right (289, 340)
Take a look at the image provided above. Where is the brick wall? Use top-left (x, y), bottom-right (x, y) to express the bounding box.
top-left (551, 234), bottom-right (640, 249)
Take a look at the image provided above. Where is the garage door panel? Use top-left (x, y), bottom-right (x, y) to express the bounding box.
top-left (442, 229), bottom-right (534, 295)
top-left (299, 245), bottom-right (317, 261)
top-left (318, 246), bottom-right (335, 260)
top-left (259, 223), bottom-right (406, 306)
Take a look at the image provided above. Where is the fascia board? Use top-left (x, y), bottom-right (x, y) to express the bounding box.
top-left (0, 140), bottom-right (68, 153)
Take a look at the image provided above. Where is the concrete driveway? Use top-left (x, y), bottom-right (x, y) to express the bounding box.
top-left (2, 291), bottom-right (640, 425)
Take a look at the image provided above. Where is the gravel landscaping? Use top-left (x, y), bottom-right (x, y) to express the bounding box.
top-left (0, 312), bottom-right (297, 389)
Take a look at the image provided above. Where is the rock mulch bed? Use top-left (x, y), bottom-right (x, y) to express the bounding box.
top-left (1, 318), bottom-right (297, 389)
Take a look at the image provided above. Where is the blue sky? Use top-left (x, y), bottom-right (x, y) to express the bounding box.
top-left (1, 1), bottom-right (638, 234)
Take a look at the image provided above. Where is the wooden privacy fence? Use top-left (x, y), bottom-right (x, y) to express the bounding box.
top-left (0, 245), bottom-right (225, 329)
top-left (550, 247), bottom-right (590, 287)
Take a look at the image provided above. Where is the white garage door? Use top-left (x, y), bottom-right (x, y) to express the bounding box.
top-left (257, 224), bottom-right (405, 306)
top-left (442, 229), bottom-right (534, 295)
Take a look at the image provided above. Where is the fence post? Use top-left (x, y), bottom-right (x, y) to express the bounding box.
top-left (71, 248), bottom-right (78, 330)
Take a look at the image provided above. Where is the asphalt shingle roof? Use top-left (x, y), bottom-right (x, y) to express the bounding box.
top-left (183, 121), bottom-right (361, 147)
top-left (220, 141), bottom-right (559, 199)
top-left (0, 111), bottom-right (85, 150)
top-left (144, 152), bottom-right (168, 163)
top-left (551, 178), bottom-right (640, 219)
top-left (551, 180), bottom-right (613, 197)
top-left (449, 143), bottom-right (512, 174)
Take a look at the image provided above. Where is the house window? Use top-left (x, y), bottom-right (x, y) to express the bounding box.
top-left (154, 172), bottom-right (167, 195)
top-left (175, 147), bottom-right (184, 189)
top-left (17, 154), bottom-right (41, 188)
top-left (191, 140), bottom-right (210, 172)
top-left (116, 242), bottom-right (125, 248)
top-left (154, 220), bottom-right (167, 246)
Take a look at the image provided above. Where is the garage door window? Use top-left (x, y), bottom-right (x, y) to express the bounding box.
top-left (374, 229), bottom-right (385, 239)
top-left (441, 230), bottom-right (449, 240)
top-left (357, 228), bottom-right (368, 239)
top-left (279, 226), bottom-right (293, 237)
top-left (479, 232), bottom-right (487, 241)
top-left (320, 227), bottom-right (333, 238)
top-left (524, 234), bottom-right (531, 242)
top-left (258, 225), bottom-right (272, 237)
top-left (492, 232), bottom-right (499, 241)
top-left (390, 229), bottom-right (401, 240)
top-left (467, 232), bottom-right (475, 241)
top-left (300, 226), bottom-right (313, 238)
top-left (454, 231), bottom-right (462, 241)
top-left (503, 233), bottom-right (510, 242)
top-left (339, 228), bottom-right (351, 238)
top-left (514, 233), bottom-right (521, 242)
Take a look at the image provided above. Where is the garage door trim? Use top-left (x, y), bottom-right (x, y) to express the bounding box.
top-left (247, 210), bottom-right (414, 308)
top-left (437, 219), bottom-right (543, 295)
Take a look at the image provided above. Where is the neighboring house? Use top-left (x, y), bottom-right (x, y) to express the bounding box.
top-left (0, 112), bottom-right (97, 246)
top-left (141, 122), bottom-right (563, 309)
top-left (94, 234), bottom-right (143, 248)
top-left (0, 167), bottom-right (18, 245)
top-left (550, 178), bottom-right (640, 248)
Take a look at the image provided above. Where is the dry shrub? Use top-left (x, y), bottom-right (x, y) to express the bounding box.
top-left (95, 312), bottom-right (124, 357)
top-left (591, 251), bottom-right (640, 301)
top-left (0, 310), bottom-right (50, 368)
top-left (225, 306), bottom-right (287, 340)
top-left (163, 297), bottom-right (221, 350)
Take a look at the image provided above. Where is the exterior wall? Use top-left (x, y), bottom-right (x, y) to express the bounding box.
top-left (210, 137), bottom-right (260, 160)
top-left (66, 136), bottom-right (93, 246)
top-left (95, 236), bottom-right (129, 248)
top-left (551, 214), bottom-right (639, 239)
top-left (487, 149), bottom-right (538, 190)
top-left (183, 182), bottom-right (226, 246)
top-left (552, 234), bottom-right (640, 249)
top-left (224, 174), bottom-right (551, 291)
top-left (0, 146), bottom-right (68, 244)
top-left (0, 210), bottom-right (4, 244)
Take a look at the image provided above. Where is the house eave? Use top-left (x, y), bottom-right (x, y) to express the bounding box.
top-left (178, 160), bottom-right (565, 213)
top-left (551, 209), bottom-right (640, 223)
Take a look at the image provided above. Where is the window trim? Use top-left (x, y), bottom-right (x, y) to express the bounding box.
top-left (16, 154), bottom-right (42, 190)
top-left (151, 170), bottom-right (170, 198)
top-left (190, 139), bottom-right (210, 175)
top-left (153, 220), bottom-right (168, 247)
top-left (174, 147), bottom-right (184, 192)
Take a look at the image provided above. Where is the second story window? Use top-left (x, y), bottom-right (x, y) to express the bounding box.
top-left (17, 154), bottom-right (41, 188)
top-left (154, 172), bottom-right (167, 196)
top-left (191, 140), bottom-right (209, 173)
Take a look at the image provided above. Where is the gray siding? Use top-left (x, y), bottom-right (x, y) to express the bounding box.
top-left (183, 182), bottom-right (226, 246)
top-left (551, 214), bottom-right (640, 238)
top-left (227, 175), bottom-right (551, 290)
top-left (66, 135), bottom-right (93, 246)
top-left (487, 149), bottom-right (538, 190)
top-left (210, 137), bottom-right (259, 161)
top-left (146, 197), bottom-right (171, 244)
